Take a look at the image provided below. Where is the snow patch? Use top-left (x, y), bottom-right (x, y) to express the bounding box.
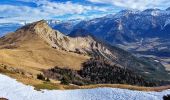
top-left (0, 74), bottom-right (170, 100)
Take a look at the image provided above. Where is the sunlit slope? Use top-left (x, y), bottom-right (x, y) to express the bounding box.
top-left (0, 22), bottom-right (89, 74)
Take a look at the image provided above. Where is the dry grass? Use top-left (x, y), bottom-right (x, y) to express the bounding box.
top-left (0, 36), bottom-right (89, 76)
top-left (37, 83), bottom-right (170, 92)
top-left (0, 48), bottom-right (88, 73)
top-left (0, 65), bottom-right (41, 85)
top-left (78, 84), bottom-right (170, 92)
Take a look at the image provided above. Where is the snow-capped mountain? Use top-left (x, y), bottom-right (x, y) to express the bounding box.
top-left (51, 19), bottom-right (82, 35)
top-left (46, 20), bottom-right (61, 27)
top-left (73, 8), bottom-right (170, 43)
top-left (52, 8), bottom-right (170, 57)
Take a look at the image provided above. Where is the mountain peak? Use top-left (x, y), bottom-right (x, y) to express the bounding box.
top-left (142, 8), bottom-right (162, 16)
top-left (17, 20), bottom-right (51, 33)
top-left (114, 9), bottom-right (139, 18)
top-left (33, 20), bottom-right (47, 27)
top-left (143, 8), bottom-right (161, 12)
top-left (0, 20), bottom-right (64, 47)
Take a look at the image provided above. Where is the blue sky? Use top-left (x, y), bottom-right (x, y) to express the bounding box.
top-left (0, 0), bottom-right (170, 23)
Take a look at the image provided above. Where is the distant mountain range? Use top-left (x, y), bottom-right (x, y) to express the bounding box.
top-left (51, 19), bottom-right (81, 35)
top-left (0, 23), bottom-right (22, 37)
top-left (52, 8), bottom-right (170, 57)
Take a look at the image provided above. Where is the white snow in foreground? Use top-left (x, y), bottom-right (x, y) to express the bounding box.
top-left (0, 74), bottom-right (170, 100)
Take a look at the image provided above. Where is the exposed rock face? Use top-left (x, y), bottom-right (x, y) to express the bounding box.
top-left (34, 21), bottom-right (112, 55)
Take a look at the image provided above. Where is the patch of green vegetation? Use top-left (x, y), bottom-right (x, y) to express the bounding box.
top-left (34, 82), bottom-right (60, 90)
top-left (60, 75), bottom-right (70, 85)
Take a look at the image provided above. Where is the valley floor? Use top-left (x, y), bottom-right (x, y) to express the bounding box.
top-left (0, 74), bottom-right (170, 100)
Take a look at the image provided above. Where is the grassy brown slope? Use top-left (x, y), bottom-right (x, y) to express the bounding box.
top-left (0, 49), bottom-right (89, 75)
top-left (0, 29), bottom-right (89, 75)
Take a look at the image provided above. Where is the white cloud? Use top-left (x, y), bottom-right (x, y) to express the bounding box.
top-left (36, 1), bottom-right (91, 15)
top-left (0, 0), bottom-right (110, 23)
top-left (88, 0), bottom-right (170, 10)
top-left (1, 0), bottom-right (170, 23)
top-left (0, 5), bottom-right (49, 23)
